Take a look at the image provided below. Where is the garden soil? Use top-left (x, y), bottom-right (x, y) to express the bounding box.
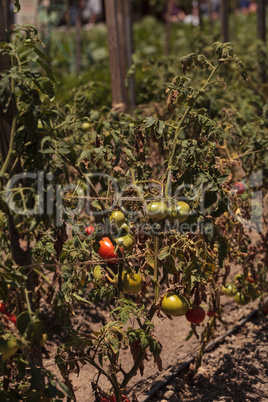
top-left (43, 294), bottom-right (268, 402)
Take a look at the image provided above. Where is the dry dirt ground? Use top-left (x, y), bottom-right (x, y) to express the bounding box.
top-left (145, 307), bottom-right (268, 402)
top-left (43, 295), bottom-right (268, 402)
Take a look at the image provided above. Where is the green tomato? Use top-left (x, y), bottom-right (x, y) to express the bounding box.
top-left (115, 234), bottom-right (134, 253)
top-left (234, 292), bottom-right (251, 305)
top-left (168, 201), bottom-right (190, 223)
top-left (37, 120), bottom-right (50, 135)
top-left (40, 333), bottom-right (47, 347)
top-left (0, 211), bottom-right (4, 231)
top-left (146, 201), bottom-right (168, 221)
top-left (116, 223), bottom-right (130, 237)
top-left (82, 122), bottom-right (91, 131)
top-left (109, 211), bottom-right (125, 227)
top-left (117, 271), bottom-right (143, 295)
top-left (0, 339), bottom-right (18, 361)
top-left (222, 284), bottom-right (238, 297)
top-left (93, 265), bottom-right (103, 280)
top-left (234, 273), bottom-right (244, 283)
top-left (161, 293), bottom-right (189, 316)
top-left (244, 284), bottom-right (260, 300)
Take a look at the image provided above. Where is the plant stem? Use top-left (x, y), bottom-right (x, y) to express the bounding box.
top-left (0, 97), bottom-right (17, 177)
top-left (24, 289), bottom-right (33, 320)
top-left (165, 169), bottom-right (172, 203)
top-left (194, 315), bottom-right (215, 373)
top-left (33, 268), bottom-right (52, 285)
top-left (167, 63), bottom-right (220, 170)
top-left (121, 349), bottom-right (146, 389)
top-left (86, 357), bottom-right (119, 394)
top-left (77, 168), bottom-right (106, 211)
top-left (154, 236), bottom-right (160, 303)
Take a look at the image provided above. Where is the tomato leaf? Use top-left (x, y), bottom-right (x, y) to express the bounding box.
top-left (17, 311), bottom-right (31, 336)
top-left (158, 246), bottom-right (170, 261)
top-left (145, 250), bottom-right (155, 269)
top-left (72, 293), bottom-right (91, 306)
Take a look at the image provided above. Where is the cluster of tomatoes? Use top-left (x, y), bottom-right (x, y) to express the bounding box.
top-left (161, 293), bottom-right (206, 323)
top-left (85, 211), bottom-right (134, 263)
top-left (85, 201), bottom-right (191, 298)
top-left (222, 273), bottom-right (260, 305)
top-left (86, 203), bottom-right (211, 319)
top-left (86, 211), bottom-right (142, 295)
top-left (146, 200), bottom-right (190, 223)
top-left (0, 302), bottom-right (17, 327)
top-left (85, 200), bottom-right (262, 323)
top-left (0, 302), bottom-right (19, 362)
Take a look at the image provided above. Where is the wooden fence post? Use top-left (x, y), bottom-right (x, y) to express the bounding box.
top-left (220, 0), bottom-right (229, 42)
top-left (104, 0), bottom-right (125, 109)
top-left (257, 0), bottom-right (266, 42)
top-left (197, 0), bottom-right (203, 30)
top-left (123, 0), bottom-right (135, 108)
top-left (165, 0), bottom-right (173, 57)
top-left (75, 0), bottom-right (82, 73)
top-left (104, 0), bottom-right (134, 110)
top-left (257, 0), bottom-right (266, 82)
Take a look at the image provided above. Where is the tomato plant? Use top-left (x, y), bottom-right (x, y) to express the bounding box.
top-left (0, 16), bottom-right (267, 402)
top-left (186, 306), bottom-right (206, 324)
top-left (0, 303), bottom-right (6, 313)
top-left (161, 293), bottom-right (189, 316)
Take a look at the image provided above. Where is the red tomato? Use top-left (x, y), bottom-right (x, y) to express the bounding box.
top-left (246, 273), bottom-right (255, 283)
top-left (98, 237), bottom-right (123, 264)
top-left (0, 303), bottom-right (6, 313)
top-left (85, 225), bottom-right (95, 235)
top-left (3, 312), bottom-right (17, 326)
top-left (109, 395), bottom-right (129, 402)
top-left (262, 297), bottom-right (268, 316)
top-left (207, 311), bottom-right (216, 317)
top-left (233, 182), bottom-right (245, 194)
top-left (185, 306), bottom-right (206, 324)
